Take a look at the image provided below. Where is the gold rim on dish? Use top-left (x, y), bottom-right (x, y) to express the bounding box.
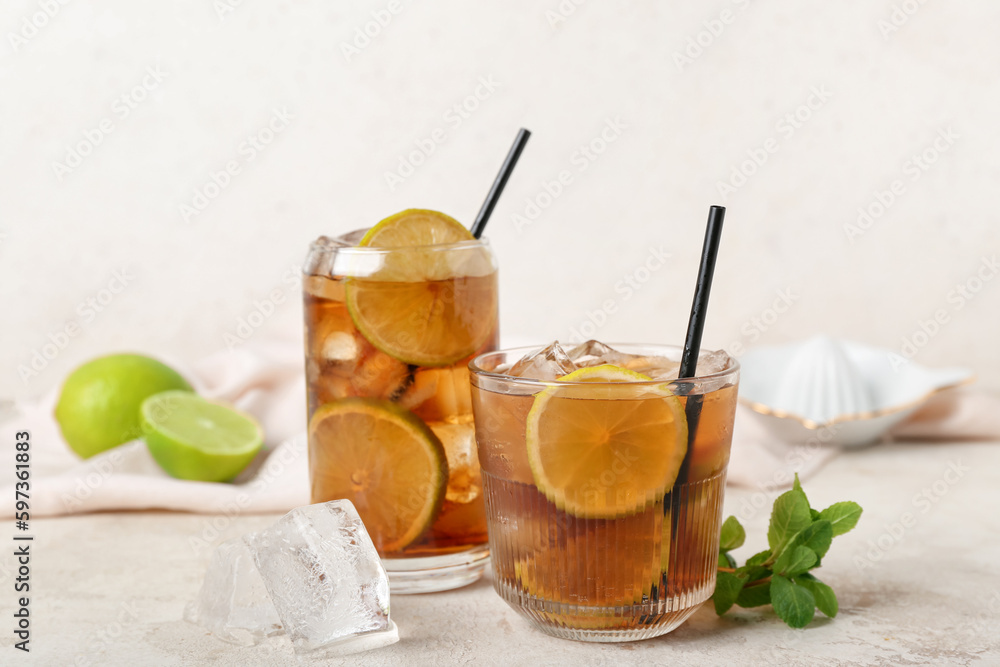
top-left (738, 374), bottom-right (975, 430)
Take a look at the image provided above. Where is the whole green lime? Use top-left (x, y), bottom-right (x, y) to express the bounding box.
top-left (54, 354), bottom-right (193, 459)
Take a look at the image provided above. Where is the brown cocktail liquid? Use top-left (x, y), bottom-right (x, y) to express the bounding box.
top-left (472, 363), bottom-right (738, 640)
top-left (304, 270), bottom-right (498, 557)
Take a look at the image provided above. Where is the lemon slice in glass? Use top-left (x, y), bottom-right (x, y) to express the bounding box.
top-left (526, 364), bottom-right (688, 519)
top-left (358, 208), bottom-right (473, 248)
top-left (345, 209), bottom-right (497, 367)
top-left (308, 398), bottom-right (448, 553)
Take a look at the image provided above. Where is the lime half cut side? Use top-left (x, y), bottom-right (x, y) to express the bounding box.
top-left (525, 364), bottom-right (689, 519)
top-left (141, 390), bottom-right (264, 482)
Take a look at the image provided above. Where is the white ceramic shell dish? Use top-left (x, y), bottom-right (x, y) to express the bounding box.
top-left (739, 336), bottom-right (973, 448)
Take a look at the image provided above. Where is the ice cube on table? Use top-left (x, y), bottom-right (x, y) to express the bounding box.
top-left (508, 341), bottom-right (577, 380)
top-left (243, 500), bottom-right (398, 657)
top-left (567, 340), bottom-right (634, 368)
top-left (185, 538), bottom-right (283, 646)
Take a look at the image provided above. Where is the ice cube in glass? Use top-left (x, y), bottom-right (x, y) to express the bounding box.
top-left (508, 341), bottom-right (577, 380)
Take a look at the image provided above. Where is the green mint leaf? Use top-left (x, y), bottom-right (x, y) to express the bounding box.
top-left (713, 477), bottom-right (861, 630)
top-left (793, 474), bottom-right (810, 509)
top-left (720, 516), bottom-right (746, 551)
top-left (767, 489), bottom-right (812, 553)
top-left (771, 574), bottom-right (816, 628)
top-left (719, 552), bottom-right (737, 569)
top-left (775, 545), bottom-right (817, 576)
top-left (819, 501), bottom-right (863, 537)
top-left (736, 580), bottom-right (772, 608)
top-left (800, 520), bottom-right (833, 558)
top-left (780, 519), bottom-right (834, 561)
top-left (713, 571), bottom-right (745, 615)
top-left (736, 564), bottom-right (770, 583)
top-left (796, 573), bottom-right (838, 618)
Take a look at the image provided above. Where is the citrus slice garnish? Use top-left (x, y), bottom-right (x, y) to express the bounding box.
top-left (525, 364), bottom-right (688, 519)
top-left (140, 390), bottom-right (263, 482)
top-left (345, 209), bottom-right (497, 367)
top-left (308, 398), bottom-right (448, 553)
top-left (358, 209), bottom-right (472, 248)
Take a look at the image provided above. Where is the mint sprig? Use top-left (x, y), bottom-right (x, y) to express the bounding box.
top-left (712, 475), bottom-right (862, 628)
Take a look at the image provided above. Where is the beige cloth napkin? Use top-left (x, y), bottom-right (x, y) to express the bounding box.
top-left (725, 404), bottom-right (841, 489)
top-left (0, 340), bottom-right (311, 518)
top-left (2, 339), bottom-right (996, 517)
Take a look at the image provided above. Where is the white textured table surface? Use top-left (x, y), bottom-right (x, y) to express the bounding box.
top-left (4, 441), bottom-right (999, 666)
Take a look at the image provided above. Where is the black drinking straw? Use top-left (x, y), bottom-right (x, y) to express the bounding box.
top-left (668, 205), bottom-right (726, 588)
top-left (679, 205), bottom-right (726, 381)
top-left (470, 128), bottom-right (531, 239)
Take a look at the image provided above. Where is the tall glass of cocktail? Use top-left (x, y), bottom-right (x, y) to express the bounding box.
top-left (303, 210), bottom-right (498, 593)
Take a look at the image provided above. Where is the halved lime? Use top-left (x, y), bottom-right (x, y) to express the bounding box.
top-left (55, 354), bottom-right (193, 459)
top-left (141, 391), bottom-right (263, 482)
top-left (526, 364), bottom-right (688, 519)
top-left (345, 209), bottom-right (497, 367)
top-left (309, 398), bottom-right (448, 553)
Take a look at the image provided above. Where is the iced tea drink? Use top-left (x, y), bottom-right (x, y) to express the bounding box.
top-left (303, 211), bottom-right (498, 593)
top-left (470, 342), bottom-right (739, 640)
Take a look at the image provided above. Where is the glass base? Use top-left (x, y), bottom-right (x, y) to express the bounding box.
top-left (384, 546), bottom-right (490, 594)
top-left (496, 578), bottom-right (713, 642)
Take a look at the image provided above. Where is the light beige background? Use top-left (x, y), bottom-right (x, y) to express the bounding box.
top-left (1, 0), bottom-right (998, 400)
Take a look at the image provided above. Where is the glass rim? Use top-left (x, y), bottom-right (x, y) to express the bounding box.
top-left (308, 228), bottom-right (492, 255)
top-left (469, 343), bottom-right (740, 388)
